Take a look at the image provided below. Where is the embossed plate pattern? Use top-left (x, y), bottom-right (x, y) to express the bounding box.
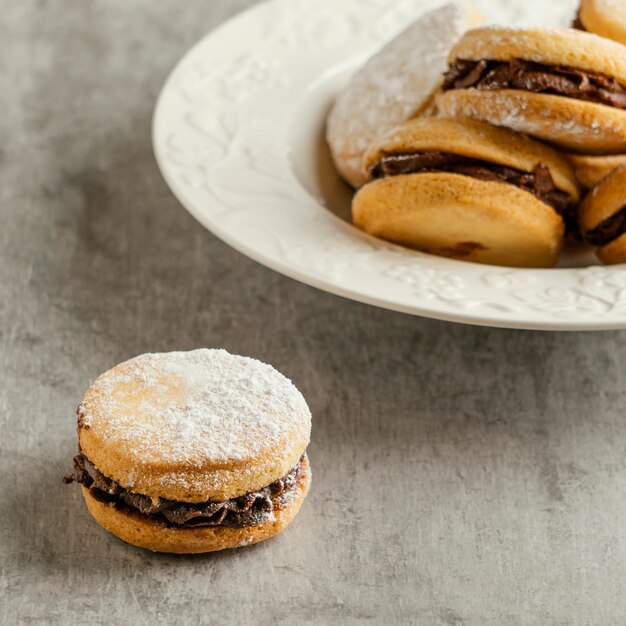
top-left (153, 0), bottom-right (626, 331)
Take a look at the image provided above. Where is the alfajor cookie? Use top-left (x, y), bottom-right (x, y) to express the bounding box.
top-left (65, 349), bottom-right (312, 553)
top-left (579, 163), bottom-right (626, 264)
top-left (437, 27), bottom-right (626, 154)
top-left (326, 3), bottom-right (475, 188)
top-left (353, 117), bottom-right (580, 268)
top-left (566, 153), bottom-right (626, 189)
top-left (576, 0), bottom-right (626, 46)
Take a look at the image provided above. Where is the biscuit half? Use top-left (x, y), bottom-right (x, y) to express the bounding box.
top-left (578, 0), bottom-right (626, 45)
top-left (78, 350), bottom-right (311, 503)
top-left (446, 27), bottom-right (626, 83)
top-left (362, 117), bottom-right (580, 200)
top-left (353, 173), bottom-right (564, 268)
top-left (596, 234), bottom-right (626, 265)
top-left (437, 90), bottom-right (626, 155)
top-left (566, 153), bottom-right (626, 189)
top-left (82, 456), bottom-right (311, 553)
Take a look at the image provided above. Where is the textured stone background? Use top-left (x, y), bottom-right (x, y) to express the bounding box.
top-left (1, 1), bottom-right (625, 624)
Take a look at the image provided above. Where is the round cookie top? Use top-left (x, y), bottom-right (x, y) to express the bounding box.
top-left (326, 3), bottom-right (473, 188)
top-left (579, 0), bottom-right (626, 45)
top-left (362, 117), bottom-right (580, 201)
top-left (566, 153), bottom-right (626, 190)
top-left (579, 164), bottom-right (626, 232)
top-left (448, 27), bottom-right (626, 86)
top-left (78, 349), bottom-right (311, 502)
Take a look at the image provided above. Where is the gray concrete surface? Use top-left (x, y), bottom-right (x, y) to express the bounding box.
top-left (1, 2), bottom-right (625, 624)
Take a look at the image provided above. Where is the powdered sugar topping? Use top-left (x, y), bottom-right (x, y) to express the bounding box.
top-left (327, 3), bottom-right (470, 185)
top-left (82, 349), bottom-right (311, 467)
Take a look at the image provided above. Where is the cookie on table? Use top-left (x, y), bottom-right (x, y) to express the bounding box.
top-left (576, 0), bottom-right (626, 45)
top-left (437, 27), bottom-right (626, 154)
top-left (579, 164), bottom-right (626, 264)
top-left (353, 117), bottom-right (580, 268)
top-left (326, 3), bottom-right (476, 188)
top-left (65, 349), bottom-right (312, 553)
top-left (566, 153), bottom-right (626, 190)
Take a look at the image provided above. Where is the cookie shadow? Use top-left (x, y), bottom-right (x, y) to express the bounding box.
top-left (2, 448), bottom-right (282, 580)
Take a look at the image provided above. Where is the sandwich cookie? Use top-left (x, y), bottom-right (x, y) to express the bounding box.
top-left (437, 27), bottom-right (626, 154)
top-left (575, 0), bottom-right (626, 45)
top-left (566, 153), bottom-right (626, 190)
top-left (353, 117), bottom-right (580, 268)
top-left (327, 3), bottom-right (476, 188)
top-left (65, 349), bottom-right (312, 553)
top-left (579, 164), bottom-right (626, 264)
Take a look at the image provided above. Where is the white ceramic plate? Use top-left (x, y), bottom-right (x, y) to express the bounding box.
top-left (153, 0), bottom-right (626, 331)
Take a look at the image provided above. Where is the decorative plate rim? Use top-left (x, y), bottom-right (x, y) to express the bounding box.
top-left (152, 0), bottom-right (626, 331)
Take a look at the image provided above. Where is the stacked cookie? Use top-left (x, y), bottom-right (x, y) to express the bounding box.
top-left (65, 349), bottom-right (312, 553)
top-left (353, 118), bottom-right (578, 268)
top-left (328, 3), bottom-right (626, 267)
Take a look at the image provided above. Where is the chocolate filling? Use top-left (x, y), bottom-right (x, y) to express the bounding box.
top-left (573, 13), bottom-right (586, 31)
top-left (443, 59), bottom-right (626, 110)
top-left (584, 204), bottom-right (626, 246)
top-left (370, 151), bottom-right (575, 231)
top-left (65, 453), bottom-right (305, 528)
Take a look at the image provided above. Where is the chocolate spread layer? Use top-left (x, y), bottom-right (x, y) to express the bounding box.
top-left (65, 453), bottom-right (304, 528)
top-left (443, 59), bottom-right (626, 109)
top-left (573, 13), bottom-right (586, 31)
top-left (584, 205), bottom-right (626, 246)
top-left (370, 152), bottom-right (574, 228)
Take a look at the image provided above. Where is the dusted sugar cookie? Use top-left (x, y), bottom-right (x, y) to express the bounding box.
top-left (65, 349), bottom-right (312, 553)
top-left (437, 27), bottom-right (626, 154)
top-left (326, 3), bottom-right (475, 188)
top-left (579, 164), bottom-right (626, 264)
top-left (353, 117), bottom-right (580, 268)
top-left (576, 0), bottom-right (626, 45)
top-left (566, 153), bottom-right (626, 190)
